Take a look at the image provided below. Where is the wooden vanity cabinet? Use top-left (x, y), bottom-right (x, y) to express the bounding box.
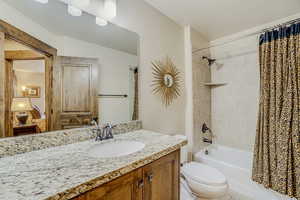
top-left (72, 150), bottom-right (180, 200)
top-left (143, 150), bottom-right (180, 200)
top-left (85, 169), bottom-right (143, 200)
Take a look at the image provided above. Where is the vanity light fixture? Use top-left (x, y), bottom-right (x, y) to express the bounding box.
top-left (68, 5), bottom-right (82, 16)
top-left (103, 0), bottom-right (117, 19)
top-left (34, 0), bottom-right (48, 4)
top-left (96, 17), bottom-right (108, 26)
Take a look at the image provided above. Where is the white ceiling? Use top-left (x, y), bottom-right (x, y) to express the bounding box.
top-left (144, 0), bottom-right (300, 40)
top-left (3, 0), bottom-right (139, 55)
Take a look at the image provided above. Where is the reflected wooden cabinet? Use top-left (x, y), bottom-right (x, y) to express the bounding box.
top-left (52, 56), bottom-right (99, 130)
top-left (72, 150), bottom-right (180, 200)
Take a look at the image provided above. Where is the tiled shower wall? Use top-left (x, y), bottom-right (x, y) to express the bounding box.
top-left (191, 29), bottom-right (211, 152)
top-left (210, 35), bottom-right (259, 151)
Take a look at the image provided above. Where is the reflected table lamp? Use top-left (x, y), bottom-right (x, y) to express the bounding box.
top-left (11, 98), bottom-right (33, 125)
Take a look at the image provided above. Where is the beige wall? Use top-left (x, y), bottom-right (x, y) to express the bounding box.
top-left (0, 0), bottom-right (186, 135)
top-left (191, 29), bottom-right (211, 152)
top-left (111, 0), bottom-right (186, 135)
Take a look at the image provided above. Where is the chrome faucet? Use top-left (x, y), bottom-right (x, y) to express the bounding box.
top-left (91, 120), bottom-right (103, 141)
top-left (102, 123), bottom-right (114, 140)
top-left (91, 120), bottom-right (115, 141)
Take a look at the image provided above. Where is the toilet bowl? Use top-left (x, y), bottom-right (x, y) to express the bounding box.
top-left (177, 136), bottom-right (229, 199)
top-left (181, 162), bottom-right (229, 199)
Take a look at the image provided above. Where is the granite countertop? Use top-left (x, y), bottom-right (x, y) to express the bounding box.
top-left (0, 130), bottom-right (187, 200)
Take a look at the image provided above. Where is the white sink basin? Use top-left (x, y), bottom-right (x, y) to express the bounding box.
top-left (88, 140), bottom-right (145, 158)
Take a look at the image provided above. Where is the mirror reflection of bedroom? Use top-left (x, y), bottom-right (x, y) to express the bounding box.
top-left (5, 39), bottom-right (47, 136)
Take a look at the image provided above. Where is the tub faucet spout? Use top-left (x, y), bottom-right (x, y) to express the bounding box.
top-left (203, 138), bottom-right (212, 144)
top-left (205, 149), bottom-right (209, 155)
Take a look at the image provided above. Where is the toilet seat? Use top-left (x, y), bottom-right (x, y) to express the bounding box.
top-left (181, 162), bottom-right (228, 199)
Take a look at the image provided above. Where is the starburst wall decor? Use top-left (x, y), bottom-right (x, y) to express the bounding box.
top-left (151, 57), bottom-right (181, 106)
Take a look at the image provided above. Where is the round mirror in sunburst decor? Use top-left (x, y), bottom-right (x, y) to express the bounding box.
top-left (151, 57), bottom-right (181, 106)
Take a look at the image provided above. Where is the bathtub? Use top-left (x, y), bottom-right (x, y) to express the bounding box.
top-left (194, 145), bottom-right (295, 200)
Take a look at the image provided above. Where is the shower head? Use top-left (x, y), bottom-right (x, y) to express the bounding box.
top-left (202, 56), bottom-right (216, 66)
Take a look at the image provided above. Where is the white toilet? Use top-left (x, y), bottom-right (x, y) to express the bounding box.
top-left (180, 147), bottom-right (229, 200)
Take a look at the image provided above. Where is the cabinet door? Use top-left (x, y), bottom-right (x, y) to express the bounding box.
top-left (52, 56), bottom-right (98, 130)
top-left (143, 150), bottom-right (180, 200)
top-left (84, 169), bottom-right (143, 200)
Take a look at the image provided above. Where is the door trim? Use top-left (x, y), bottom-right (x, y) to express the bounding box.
top-left (4, 50), bottom-right (49, 136)
top-left (0, 20), bottom-right (56, 56)
top-left (0, 20), bottom-right (57, 137)
top-left (4, 60), bottom-right (13, 137)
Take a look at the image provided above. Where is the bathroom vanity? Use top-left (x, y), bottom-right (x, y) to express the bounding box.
top-left (72, 150), bottom-right (180, 200)
top-left (0, 3), bottom-right (188, 200)
top-left (0, 123), bottom-right (187, 200)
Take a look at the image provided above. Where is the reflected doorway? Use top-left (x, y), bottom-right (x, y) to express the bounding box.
top-left (4, 39), bottom-right (48, 137)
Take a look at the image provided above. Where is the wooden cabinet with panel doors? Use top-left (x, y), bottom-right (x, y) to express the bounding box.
top-left (52, 56), bottom-right (99, 130)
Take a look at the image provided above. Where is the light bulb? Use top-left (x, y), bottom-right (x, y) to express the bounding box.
top-left (71, 0), bottom-right (90, 7)
top-left (34, 0), bottom-right (48, 4)
top-left (104, 0), bottom-right (116, 19)
top-left (68, 5), bottom-right (82, 16)
top-left (96, 17), bottom-right (108, 26)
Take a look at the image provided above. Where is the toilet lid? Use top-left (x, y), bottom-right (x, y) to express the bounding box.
top-left (182, 162), bottom-right (227, 186)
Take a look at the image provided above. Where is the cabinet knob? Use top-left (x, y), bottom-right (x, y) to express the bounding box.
top-left (147, 173), bottom-right (154, 182)
top-left (137, 179), bottom-right (144, 188)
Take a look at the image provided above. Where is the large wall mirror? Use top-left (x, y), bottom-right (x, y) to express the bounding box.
top-left (0, 0), bottom-right (139, 138)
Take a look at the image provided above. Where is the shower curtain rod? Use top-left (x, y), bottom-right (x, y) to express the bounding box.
top-left (192, 17), bottom-right (300, 54)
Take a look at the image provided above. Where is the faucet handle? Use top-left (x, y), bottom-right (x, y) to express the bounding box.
top-left (103, 123), bottom-right (116, 129)
top-left (108, 123), bottom-right (114, 128)
top-left (91, 120), bottom-right (98, 127)
top-left (102, 123), bottom-right (110, 129)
